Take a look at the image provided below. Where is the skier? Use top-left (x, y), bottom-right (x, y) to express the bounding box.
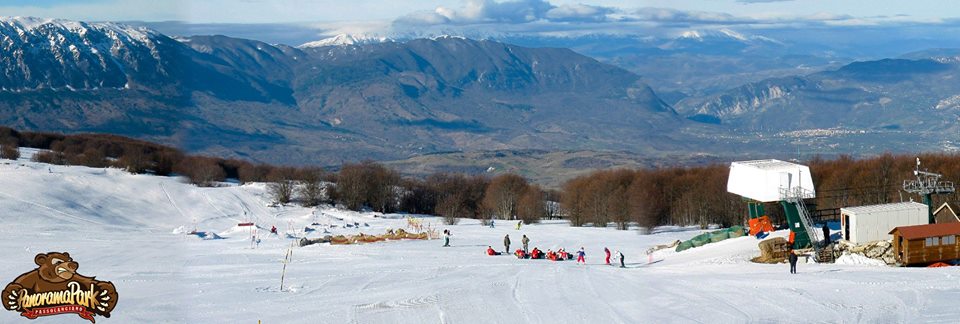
top-left (487, 246), bottom-right (501, 256)
top-left (788, 249), bottom-right (799, 274)
top-left (516, 221), bottom-right (522, 230)
top-left (490, 217), bottom-right (495, 228)
top-left (522, 235), bottom-right (530, 253)
top-left (504, 234), bottom-right (511, 253)
top-left (443, 229), bottom-right (451, 247)
top-left (616, 250), bottom-right (625, 268)
top-left (271, 225), bottom-right (278, 235)
top-left (604, 247), bottom-right (611, 265)
top-left (576, 247), bottom-right (586, 264)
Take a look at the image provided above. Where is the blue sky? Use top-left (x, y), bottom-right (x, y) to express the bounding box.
top-left (0, 0), bottom-right (956, 24)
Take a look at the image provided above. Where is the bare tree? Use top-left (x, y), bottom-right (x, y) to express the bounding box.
top-left (0, 140), bottom-right (19, 160)
top-left (436, 193), bottom-right (465, 225)
top-left (482, 174), bottom-right (528, 220)
top-left (268, 168), bottom-right (296, 205)
top-left (174, 156), bottom-right (226, 187)
top-left (298, 167), bottom-right (328, 207)
top-left (335, 161), bottom-right (400, 212)
top-left (562, 176), bottom-right (589, 227)
top-left (517, 185), bottom-right (545, 224)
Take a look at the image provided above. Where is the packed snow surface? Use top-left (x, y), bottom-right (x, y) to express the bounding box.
top-left (1, 152), bottom-right (959, 323)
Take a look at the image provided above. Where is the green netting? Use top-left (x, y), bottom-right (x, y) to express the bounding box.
top-left (709, 231), bottom-right (730, 243)
top-left (690, 233), bottom-right (710, 247)
top-left (728, 228), bottom-right (744, 238)
top-left (676, 240), bottom-right (694, 252)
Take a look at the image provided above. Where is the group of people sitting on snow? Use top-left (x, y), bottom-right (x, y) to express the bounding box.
top-left (509, 247), bottom-right (587, 264)
top-left (488, 245), bottom-right (625, 268)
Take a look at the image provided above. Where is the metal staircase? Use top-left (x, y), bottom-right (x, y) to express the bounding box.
top-left (781, 187), bottom-right (825, 262)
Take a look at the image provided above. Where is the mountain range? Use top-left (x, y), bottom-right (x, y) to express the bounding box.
top-left (2, 16), bottom-right (960, 182)
top-left (0, 17), bottom-right (695, 168)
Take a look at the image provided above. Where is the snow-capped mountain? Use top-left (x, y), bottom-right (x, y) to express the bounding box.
top-left (0, 16), bottom-right (171, 91)
top-left (662, 28), bottom-right (785, 52)
top-left (298, 33), bottom-right (392, 48)
top-left (0, 16), bottom-right (295, 104)
top-left (675, 29), bottom-right (782, 44)
top-left (0, 17), bottom-right (685, 166)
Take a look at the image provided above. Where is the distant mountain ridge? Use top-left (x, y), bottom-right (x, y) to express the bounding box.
top-left (0, 17), bottom-right (686, 166)
top-left (675, 58), bottom-right (960, 133)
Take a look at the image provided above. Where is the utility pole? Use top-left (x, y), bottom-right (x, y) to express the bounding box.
top-left (903, 158), bottom-right (955, 223)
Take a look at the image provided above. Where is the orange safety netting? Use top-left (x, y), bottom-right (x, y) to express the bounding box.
top-left (748, 216), bottom-right (774, 236)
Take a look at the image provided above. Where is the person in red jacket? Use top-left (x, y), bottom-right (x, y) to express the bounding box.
top-left (604, 247), bottom-right (611, 265)
top-left (515, 249), bottom-right (527, 259)
top-left (531, 247), bottom-right (542, 259)
top-left (487, 246), bottom-right (501, 256)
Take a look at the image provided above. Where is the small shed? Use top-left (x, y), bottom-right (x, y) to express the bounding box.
top-left (933, 202), bottom-right (960, 224)
top-left (890, 223), bottom-right (960, 265)
top-left (727, 159), bottom-right (815, 202)
top-left (840, 202), bottom-right (928, 244)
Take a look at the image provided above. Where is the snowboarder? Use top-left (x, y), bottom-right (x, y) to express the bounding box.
top-left (516, 221), bottom-right (522, 230)
top-left (576, 247), bottom-right (586, 264)
top-left (487, 246), bottom-right (501, 256)
top-left (443, 229), bottom-right (451, 247)
top-left (789, 249), bottom-right (799, 274)
top-left (604, 247), bottom-right (611, 265)
top-left (616, 250), bottom-right (625, 268)
top-left (504, 234), bottom-right (511, 253)
top-left (822, 224), bottom-right (831, 245)
top-left (271, 225), bottom-right (278, 235)
top-left (522, 235), bottom-right (530, 253)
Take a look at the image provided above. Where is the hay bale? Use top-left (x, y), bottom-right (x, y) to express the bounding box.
top-left (330, 235), bottom-right (351, 245)
top-left (758, 237), bottom-right (789, 262)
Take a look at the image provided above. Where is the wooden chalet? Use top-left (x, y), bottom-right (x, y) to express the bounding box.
top-left (890, 223), bottom-right (960, 266)
top-left (933, 202), bottom-right (960, 224)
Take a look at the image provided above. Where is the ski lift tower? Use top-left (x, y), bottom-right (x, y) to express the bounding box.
top-left (727, 160), bottom-right (821, 252)
top-left (903, 158), bottom-right (955, 224)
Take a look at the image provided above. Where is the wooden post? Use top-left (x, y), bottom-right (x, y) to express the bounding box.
top-left (280, 244), bottom-right (293, 291)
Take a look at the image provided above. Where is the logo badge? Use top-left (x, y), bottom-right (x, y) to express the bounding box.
top-left (3, 252), bottom-right (118, 323)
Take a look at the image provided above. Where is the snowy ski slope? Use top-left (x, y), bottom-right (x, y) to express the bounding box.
top-left (1, 150), bottom-right (959, 323)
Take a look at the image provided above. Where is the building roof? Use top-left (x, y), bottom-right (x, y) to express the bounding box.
top-left (731, 159), bottom-right (805, 172)
top-left (934, 202), bottom-right (959, 216)
top-left (841, 202), bottom-right (928, 215)
top-left (889, 222), bottom-right (960, 240)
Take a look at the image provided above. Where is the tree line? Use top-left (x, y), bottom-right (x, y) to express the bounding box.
top-left (5, 127), bottom-right (960, 229)
top-left (0, 127), bottom-right (548, 225)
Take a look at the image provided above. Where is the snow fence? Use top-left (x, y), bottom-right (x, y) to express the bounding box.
top-left (676, 226), bottom-right (745, 252)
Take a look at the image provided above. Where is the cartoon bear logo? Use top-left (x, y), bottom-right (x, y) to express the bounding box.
top-left (3, 252), bottom-right (118, 322)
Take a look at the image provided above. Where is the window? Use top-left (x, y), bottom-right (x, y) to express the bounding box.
top-left (942, 235), bottom-right (956, 245)
top-left (926, 237), bottom-right (940, 247)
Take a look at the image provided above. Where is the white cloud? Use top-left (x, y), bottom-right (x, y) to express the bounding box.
top-left (545, 4), bottom-right (615, 22)
top-left (396, 0), bottom-right (615, 25)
